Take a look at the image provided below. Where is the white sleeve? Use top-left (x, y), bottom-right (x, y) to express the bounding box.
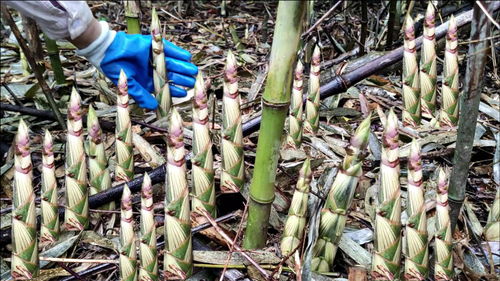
top-left (5, 1), bottom-right (94, 40)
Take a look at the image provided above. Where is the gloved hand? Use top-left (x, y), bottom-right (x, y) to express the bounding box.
top-left (77, 22), bottom-right (198, 110)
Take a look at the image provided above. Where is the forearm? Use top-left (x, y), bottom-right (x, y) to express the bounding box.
top-left (5, 0), bottom-right (97, 47)
top-left (70, 18), bottom-right (101, 49)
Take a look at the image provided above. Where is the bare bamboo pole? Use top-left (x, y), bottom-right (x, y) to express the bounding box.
top-left (448, 1), bottom-right (498, 231)
top-left (242, 1), bottom-right (307, 249)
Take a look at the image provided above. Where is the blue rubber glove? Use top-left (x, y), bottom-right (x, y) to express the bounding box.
top-left (76, 22), bottom-right (198, 110)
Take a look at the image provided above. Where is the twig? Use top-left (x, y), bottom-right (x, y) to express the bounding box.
top-left (476, 1), bottom-right (500, 29)
top-left (131, 119), bottom-right (168, 133)
top-left (1, 6), bottom-right (66, 129)
top-left (58, 262), bottom-right (85, 281)
top-left (337, 23), bottom-right (364, 47)
top-left (302, 0), bottom-right (343, 38)
top-left (194, 263), bottom-right (294, 272)
top-left (199, 209), bottom-right (273, 280)
top-left (1, 102), bottom-right (57, 120)
top-left (1, 83), bottom-right (23, 105)
top-left (42, 257), bottom-right (119, 264)
top-left (219, 201), bottom-right (249, 280)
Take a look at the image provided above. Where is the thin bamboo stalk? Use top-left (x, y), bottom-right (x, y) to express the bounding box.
top-left (64, 88), bottom-right (89, 231)
top-left (40, 130), bottom-right (59, 247)
top-left (435, 168), bottom-right (453, 281)
top-left (116, 70), bottom-right (134, 182)
top-left (420, 3), bottom-right (437, 119)
top-left (448, 2), bottom-right (498, 231)
top-left (371, 109), bottom-right (401, 280)
top-left (243, 1), bottom-right (307, 249)
top-left (164, 108), bottom-right (192, 279)
top-left (43, 34), bottom-right (66, 85)
top-left (11, 119), bottom-right (39, 280)
top-left (221, 51), bottom-right (244, 193)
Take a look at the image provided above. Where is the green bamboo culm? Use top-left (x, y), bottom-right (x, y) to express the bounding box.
top-left (242, 1), bottom-right (307, 249)
top-left (280, 158), bottom-right (312, 257)
top-left (124, 0), bottom-right (140, 34)
top-left (11, 119), bottom-right (39, 280)
top-left (64, 88), bottom-right (89, 231)
top-left (43, 34), bottom-right (66, 85)
top-left (419, 3), bottom-right (437, 119)
top-left (164, 108), bottom-right (193, 279)
top-left (119, 184), bottom-right (138, 281)
top-left (40, 130), bottom-right (59, 247)
top-left (311, 115), bottom-right (371, 272)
